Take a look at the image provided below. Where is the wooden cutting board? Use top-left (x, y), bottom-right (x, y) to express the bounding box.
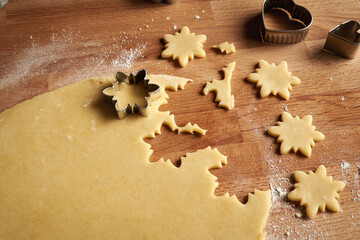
top-left (0, 0), bottom-right (359, 238)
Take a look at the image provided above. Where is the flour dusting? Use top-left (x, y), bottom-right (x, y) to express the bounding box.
top-left (0, 27), bottom-right (148, 111)
top-left (110, 46), bottom-right (147, 70)
top-left (267, 176), bottom-right (329, 239)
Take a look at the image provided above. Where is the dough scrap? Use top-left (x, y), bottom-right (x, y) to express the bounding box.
top-left (288, 165), bottom-right (345, 219)
top-left (213, 41), bottom-right (236, 54)
top-left (161, 26), bottom-right (206, 67)
top-left (203, 62), bottom-right (236, 109)
top-left (268, 111), bottom-right (324, 157)
top-left (0, 75), bottom-right (271, 239)
top-left (247, 60), bottom-right (301, 100)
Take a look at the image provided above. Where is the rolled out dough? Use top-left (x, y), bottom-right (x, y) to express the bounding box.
top-left (0, 75), bottom-right (271, 239)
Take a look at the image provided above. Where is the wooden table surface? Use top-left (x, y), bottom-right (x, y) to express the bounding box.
top-left (1, 0), bottom-right (359, 239)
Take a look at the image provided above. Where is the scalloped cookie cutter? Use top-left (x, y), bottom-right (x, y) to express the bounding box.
top-left (103, 70), bottom-right (160, 119)
top-left (261, 0), bottom-right (312, 44)
top-left (323, 20), bottom-right (360, 59)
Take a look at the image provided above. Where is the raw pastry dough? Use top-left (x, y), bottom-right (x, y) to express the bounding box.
top-left (161, 26), bottom-right (206, 67)
top-left (203, 62), bottom-right (236, 109)
top-left (213, 41), bottom-right (236, 54)
top-left (288, 165), bottom-right (345, 219)
top-left (0, 75), bottom-right (271, 239)
top-left (267, 111), bottom-right (324, 157)
top-left (103, 79), bottom-right (150, 108)
top-left (247, 60), bottom-right (301, 100)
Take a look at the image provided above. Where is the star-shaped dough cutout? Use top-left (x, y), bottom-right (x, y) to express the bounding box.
top-left (288, 165), bottom-right (345, 219)
top-left (161, 26), bottom-right (206, 67)
top-left (247, 60), bottom-right (301, 100)
top-left (268, 111), bottom-right (324, 157)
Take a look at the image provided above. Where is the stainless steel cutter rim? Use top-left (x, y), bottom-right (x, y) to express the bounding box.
top-left (261, 2), bottom-right (313, 32)
top-left (323, 20), bottom-right (360, 59)
top-left (327, 20), bottom-right (360, 45)
top-left (103, 69), bottom-right (161, 119)
top-left (261, 0), bottom-right (313, 44)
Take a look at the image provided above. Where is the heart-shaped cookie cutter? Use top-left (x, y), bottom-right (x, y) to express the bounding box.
top-left (323, 20), bottom-right (360, 59)
top-left (103, 70), bottom-right (161, 119)
top-left (261, 0), bottom-right (312, 44)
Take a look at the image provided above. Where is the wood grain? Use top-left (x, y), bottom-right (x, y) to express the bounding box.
top-left (1, 0), bottom-right (359, 239)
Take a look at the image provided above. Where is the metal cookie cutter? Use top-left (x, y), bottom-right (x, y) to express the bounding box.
top-left (0, 0), bottom-right (8, 8)
top-left (103, 70), bottom-right (160, 119)
top-left (323, 20), bottom-right (360, 59)
top-left (261, 0), bottom-right (313, 44)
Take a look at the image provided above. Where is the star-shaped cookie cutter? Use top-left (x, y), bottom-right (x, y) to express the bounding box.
top-left (260, 0), bottom-right (312, 44)
top-left (323, 20), bottom-right (360, 59)
top-left (103, 70), bottom-right (160, 119)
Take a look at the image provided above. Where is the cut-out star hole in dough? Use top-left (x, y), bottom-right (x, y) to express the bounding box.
top-left (247, 60), bottom-right (301, 100)
top-left (288, 165), bottom-right (345, 219)
top-left (0, 74), bottom-right (271, 239)
top-left (161, 26), bottom-right (206, 67)
top-left (203, 62), bottom-right (236, 109)
top-left (213, 42), bottom-right (236, 54)
top-left (267, 111), bottom-right (325, 157)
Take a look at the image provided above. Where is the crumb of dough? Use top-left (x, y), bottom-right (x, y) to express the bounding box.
top-left (161, 26), bottom-right (206, 67)
top-left (247, 60), bottom-right (301, 100)
top-left (0, 75), bottom-right (271, 239)
top-left (267, 111), bottom-right (324, 157)
top-left (203, 62), bottom-right (236, 109)
top-left (288, 165), bottom-right (345, 219)
top-left (213, 42), bottom-right (236, 54)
